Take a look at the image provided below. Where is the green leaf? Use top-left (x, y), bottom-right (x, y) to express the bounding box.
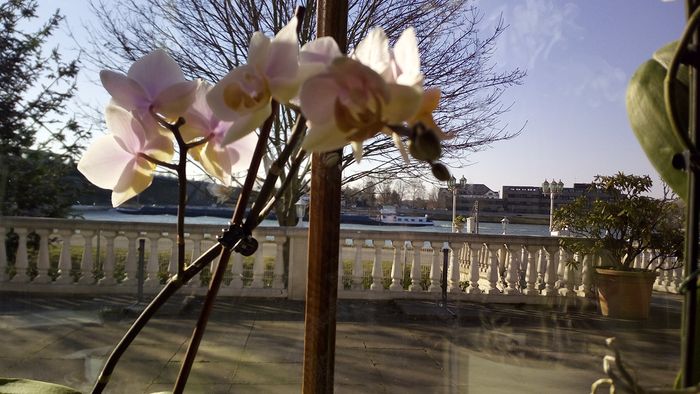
top-left (626, 58), bottom-right (688, 201)
top-left (0, 378), bottom-right (81, 394)
top-left (652, 40), bottom-right (690, 86)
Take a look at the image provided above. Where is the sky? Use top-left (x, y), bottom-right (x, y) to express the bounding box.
top-left (34, 0), bottom-right (687, 197)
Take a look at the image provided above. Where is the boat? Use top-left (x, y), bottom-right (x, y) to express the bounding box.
top-left (377, 206), bottom-right (434, 227)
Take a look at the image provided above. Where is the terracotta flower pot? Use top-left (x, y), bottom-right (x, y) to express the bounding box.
top-left (594, 268), bottom-right (657, 320)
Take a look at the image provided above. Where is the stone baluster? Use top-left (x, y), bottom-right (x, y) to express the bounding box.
top-left (338, 239), bottom-right (346, 291)
top-left (11, 228), bottom-right (29, 282)
top-left (467, 242), bottom-right (482, 294)
top-left (555, 247), bottom-right (566, 289)
top-left (188, 234), bottom-right (203, 287)
top-left (448, 241), bottom-right (464, 293)
top-left (673, 260), bottom-right (683, 292)
top-left (122, 232), bottom-right (139, 286)
top-left (352, 239), bottom-right (364, 290)
top-left (409, 240), bottom-right (422, 292)
top-left (34, 229), bottom-right (52, 284)
top-left (273, 237), bottom-right (286, 289)
top-left (389, 239), bottom-right (404, 291)
top-left (662, 258), bottom-right (673, 287)
top-left (558, 249), bottom-right (575, 297)
top-left (485, 243), bottom-right (500, 294)
top-left (0, 226), bottom-right (7, 282)
top-left (55, 229), bottom-right (75, 284)
top-left (145, 233), bottom-right (161, 288)
top-left (577, 254), bottom-right (595, 298)
top-left (228, 252), bottom-right (244, 289)
top-left (504, 243), bottom-right (521, 295)
top-left (536, 245), bottom-right (547, 291)
top-left (99, 231), bottom-right (117, 285)
top-left (543, 245), bottom-right (559, 296)
top-left (523, 246), bottom-right (540, 295)
top-left (78, 230), bottom-right (94, 284)
top-left (428, 241), bottom-right (442, 292)
top-left (370, 240), bottom-right (384, 291)
top-left (168, 237), bottom-right (178, 279)
top-left (250, 244), bottom-right (265, 288)
top-left (654, 255), bottom-right (665, 287)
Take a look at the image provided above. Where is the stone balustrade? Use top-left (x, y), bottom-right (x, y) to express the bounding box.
top-left (0, 216), bottom-right (683, 301)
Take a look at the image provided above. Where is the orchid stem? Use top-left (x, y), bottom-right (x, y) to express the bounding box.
top-left (173, 101), bottom-right (280, 393)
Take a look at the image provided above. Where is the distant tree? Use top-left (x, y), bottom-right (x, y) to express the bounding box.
top-left (0, 0), bottom-right (88, 217)
top-left (83, 0), bottom-right (525, 225)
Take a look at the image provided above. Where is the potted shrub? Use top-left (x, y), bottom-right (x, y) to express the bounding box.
top-left (453, 215), bottom-right (468, 233)
top-left (553, 173), bottom-right (684, 319)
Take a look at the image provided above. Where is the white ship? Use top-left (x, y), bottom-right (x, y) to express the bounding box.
top-left (377, 206), bottom-right (435, 227)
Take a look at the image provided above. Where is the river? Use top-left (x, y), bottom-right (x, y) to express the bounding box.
top-left (73, 207), bottom-right (551, 237)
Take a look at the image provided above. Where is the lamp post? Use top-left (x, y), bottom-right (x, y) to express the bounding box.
top-left (447, 176), bottom-right (457, 232)
top-left (542, 179), bottom-right (564, 232)
top-left (295, 200), bottom-right (307, 227)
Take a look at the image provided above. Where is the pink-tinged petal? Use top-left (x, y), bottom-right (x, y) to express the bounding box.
top-left (100, 70), bottom-right (148, 110)
top-left (221, 104), bottom-right (272, 145)
top-left (384, 84), bottom-right (422, 123)
top-left (393, 28), bottom-right (423, 87)
top-left (229, 131), bottom-right (257, 173)
top-left (105, 105), bottom-right (145, 154)
top-left (300, 37), bottom-right (342, 67)
top-left (301, 120), bottom-right (349, 153)
top-left (180, 111), bottom-right (211, 142)
top-left (207, 65), bottom-right (266, 121)
top-left (268, 76), bottom-right (299, 103)
top-left (299, 75), bottom-right (340, 125)
top-left (153, 80), bottom-right (198, 118)
top-left (353, 27), bottom-right (390, 76)
top-left (111, 158), bottom-right (155, 207)
top-left (190, 143), bottom-right (229, 185)
top-left (143, 132), bottom-right (174, 163)
top-left (248, 32), bottom-right (271, 70)
top-left (265, 18), bottom-right (299, 84)
top-left (127, 49), bottom-right (186, 98)
top-left (77, 134), bottom-right (134, 189)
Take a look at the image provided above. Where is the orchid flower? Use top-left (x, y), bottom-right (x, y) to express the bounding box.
top-left (78, 105), bottom-right (174, 207)
top-left (299, 56), bottom-right (421, 161)
top-left (353, 27), bottom-right (423, 90)
top-left (207, 17), bottom-right (301, 145)
top-left (180, 81), bottom-right (257, 186)
top-left (100, 49), bottom-right (197, 122)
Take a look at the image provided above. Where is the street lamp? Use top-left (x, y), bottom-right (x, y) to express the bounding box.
top-left (447, 176), bottom-right (457, 232)
top-left (295, 200), bottom-right (307, 227)
top-left (542, 179), bottom-right (564, 232)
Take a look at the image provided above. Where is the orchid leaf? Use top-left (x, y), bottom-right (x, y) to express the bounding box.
top-left (626, 58), bottom-right (688, 201)
top-left (0, 378), bottom-right (80, 394)
top-left (652, 40), bottom-right (690, 87)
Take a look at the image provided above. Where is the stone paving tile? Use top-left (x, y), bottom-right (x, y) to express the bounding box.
top-left (227, 383), bottom-right (299, 393)
top-left (334, 346), bottom-right (382, 387)
top-left (146, 383), bottom-right (232, 394)
top-left (231, 362), bottom-right (302, 384)
top-left (156, 360), bottom-right (236, 385)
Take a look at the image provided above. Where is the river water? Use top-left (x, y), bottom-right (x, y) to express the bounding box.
top-left (74, 208), bottom-right (551, 237)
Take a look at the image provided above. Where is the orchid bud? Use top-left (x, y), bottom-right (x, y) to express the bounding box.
top-left (431, 162), bottom-right (451, 181)
top-left (408, 124), bottom-right (441, 161)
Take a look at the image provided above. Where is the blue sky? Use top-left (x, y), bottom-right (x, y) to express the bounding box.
top-left (37, 0), bottom-right (686, 197)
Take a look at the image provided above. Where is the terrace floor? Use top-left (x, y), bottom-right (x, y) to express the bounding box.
top-left (0, 292), bottom-right (683, 393)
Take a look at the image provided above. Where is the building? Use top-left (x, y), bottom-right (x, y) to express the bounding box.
top-left (438, 179), bottom-right (606, 221)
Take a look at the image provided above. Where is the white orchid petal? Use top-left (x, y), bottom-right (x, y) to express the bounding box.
top-left (351, 140), bottom-right (363, 163)
top-left (111, 159), bottom-right (155, 207)
top-left (353, 27), bottom-right (390, 76)
top-left (77, 134), bottom-right (134, 190)
top-left (229, 132), bottom-right (258, 173)
top-left (301, 120), bottom-right (349, 153)
top-left (301, 37), bottom-right (342, 67)
top-left (248, 32), bottom-right (271, 69)
top-left (384, 84), bottom-right (422, 123)
top-left (221, 104), bottom-right (271, 145)
top-left (266, 18), bottom-right (299, 81)
top-left (153, 80), bottom-right (198, 118)
top-left (127, 49), bottom-right (186, 98)
top-left (391, 131), bottom-right (410, 163)
top-left (299, 75), bottom-right (339, 125)
top-left (100, 70), bottom-right (148, 111)
top-left (393, 27), bottom-right (423, 87)
top-left (104, 105), bottom-right (145, 154)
